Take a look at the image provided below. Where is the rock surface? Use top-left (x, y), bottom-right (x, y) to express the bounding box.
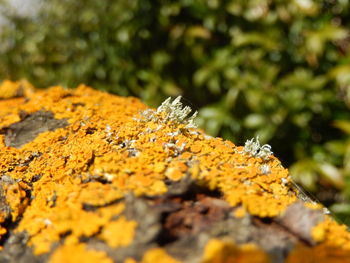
top-left (0, 80), bottom-right (349, 263)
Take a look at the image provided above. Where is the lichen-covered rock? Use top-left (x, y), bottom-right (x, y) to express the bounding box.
top-left (0, 80), bottom-right (349, 263)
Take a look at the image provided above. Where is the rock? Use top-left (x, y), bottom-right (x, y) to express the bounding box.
top-left (0, 80), bottom-right (349, 263)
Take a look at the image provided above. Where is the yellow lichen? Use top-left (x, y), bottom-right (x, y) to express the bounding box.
top-left (311, 216), bottom-right (350, 249)
top-left (141, 248), bottom-right (181, 263)
top-left (286, 243), bottom-right (350, 263)
top-left (4, 182), bottom-right (29, 221)
top-left (233, 207), bottom-right (246, 218)
top-left (49, 243), bottom-right (113, 263)
top-left (304, 202), bottom-right (324, 211)
top-left (0, 79), bottom-right (34, 99)
top-left (124, 258), bottom-right (138, 263)
top-left (202, 239), bottom-right (270, 263)
top-left (99, 216), bottom-right (137, 248)
top-left (0, 212), bottom-right (7, 239)
top-left (0, 80), bottom-right (348, 261)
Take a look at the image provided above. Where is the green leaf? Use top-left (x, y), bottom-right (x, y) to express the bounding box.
top-left (334, 120), bottom-right (350, 135)
top-left (318, 163), bottom-right (344, 189)
top-left (244, 114), bottom-right (266, 129)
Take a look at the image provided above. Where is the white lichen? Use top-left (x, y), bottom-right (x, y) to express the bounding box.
top-left (281, 177), bottom-right (289, 186)
top-left (138, 96), bottom-right (198, 129)
top-left (189, 130), bottom-right (201, 136)
top-left (166, 130), bottom-right (182, 137)
top-left (163, 141), bottom-right (187, 156)
top-left (323, 207), bottom-right (331, 215)
top-left (257, 144), bottom-right (273, 160)
top-left (260, 163), bottom-right (271, 174)
top-left (103, 173), bottom-right (115, 182)
top-left (243, 136), bottom-right (273, 161)
top-left (43, 218), bottom-right (52, 226)
top-left (204, 134), bottom-right (213, 140)
top-left (138, 109), bottom-right (158, 122)
top-left (243, 137), bottom-right (260, 156)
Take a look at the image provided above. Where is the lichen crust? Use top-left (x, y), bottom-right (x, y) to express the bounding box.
top-left (0, 80), bottom-right (349, 262)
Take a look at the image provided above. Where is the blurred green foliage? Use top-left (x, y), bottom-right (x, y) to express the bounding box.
top-left (1, 0), bottom-right (350, 220)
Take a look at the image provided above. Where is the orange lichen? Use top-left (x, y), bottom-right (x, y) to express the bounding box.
top-left (0, 80), bottom-right (349, 261)
top-left (99, 216), bottom-right (137, 248)
top-left (165, 167), bottom-right (185, 181)
top-left (286, 243), bottom-right (350, 263)
top-left (49, 243), bottom-right (113, 263)
top-left (233, 207), bottom-right (246, 218)
top-left (311, 216), bottom-right (350, 249)
top-left (3, 182), bottom-right (29, 221)
top-left (0, 212), bottom-right (7, 239)
top-left (202, 239), bottom-right (270, 263)
top-left (18, 179), bottom-right (126, 254)
top-left (0, 79), bottom-right (34, 99)
top-left (140, 248), bottom-right (181, 263)
top-left (304, 202), bottom-right (325, 211)
top-left (124, 258), bottom-right (138, 263)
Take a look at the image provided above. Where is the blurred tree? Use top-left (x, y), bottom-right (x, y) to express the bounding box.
top-left (0, 0), bottom-right (350, 221)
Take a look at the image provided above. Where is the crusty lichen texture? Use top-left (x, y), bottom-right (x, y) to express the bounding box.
top-left (0, 80), bottom-right (349, 262)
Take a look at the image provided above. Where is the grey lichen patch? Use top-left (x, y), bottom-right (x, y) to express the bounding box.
top-left (138, 96), bottom-right (198, 129)
top-left (2, 111), bottom-right (68, 148)
top-left (243, 136), bottom-right (273, 161)
top-left (260, 164), bottom-right (271, 175)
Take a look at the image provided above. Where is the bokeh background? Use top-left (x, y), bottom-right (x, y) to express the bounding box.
top-left (0, 0), bottom-right (349, 223)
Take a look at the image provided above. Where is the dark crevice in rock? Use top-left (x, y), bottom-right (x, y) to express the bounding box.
top-left (85, 127), bottom-right (97, 135)
top-left (72, 103), bottom-right (85, 108)
top-left (1, 111), bottom-right (69, 148)
top-left (82, 198), bottom-right (124, 212)
top-left (151, 193), bottom-right (232, 246)
top-left (58, 231), bottom-right (72, 239)
top-left (146, 182), bottom-right (244, 262)
top-left (31, 174), bottom-right (42, 183)
top-left (81, 175), bottom-right (111, 185)
top-left (86, 152), bottom-right (96, 169)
